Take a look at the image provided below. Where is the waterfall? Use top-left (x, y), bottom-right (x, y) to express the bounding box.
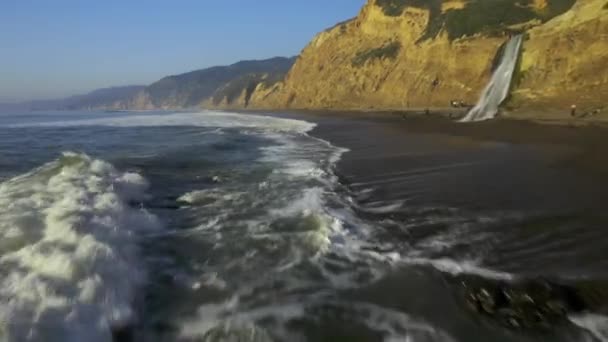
top-left (460, 35), bottom-right (523, 122)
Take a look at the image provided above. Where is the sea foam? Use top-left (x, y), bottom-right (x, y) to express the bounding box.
top-left (0, 152), bottom-right (160, 341)
top-left (4, 111), bottom-right (317, 134)
top-left (570, 314), bottom-right (608, 342)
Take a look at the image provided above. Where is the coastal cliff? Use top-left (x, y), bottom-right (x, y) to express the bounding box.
top-left (53, 0), bottom-right (607, 116)
top-left (245, 0), bottom-right (607, 114)
top-left (512, 0), bottom-right (608, 111)
top-left (120, 57), bottom-right (295, 110)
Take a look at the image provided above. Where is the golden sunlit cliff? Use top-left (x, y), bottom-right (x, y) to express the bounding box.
top-left (239, 0), bottom-right (607, 115)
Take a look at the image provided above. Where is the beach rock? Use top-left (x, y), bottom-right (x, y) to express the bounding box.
top-left (459, 276), bottom-right (588, 330)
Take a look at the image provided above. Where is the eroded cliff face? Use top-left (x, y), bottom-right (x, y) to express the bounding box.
top-left (118, 91), bottom-right (157, 110)
top-left (512, 0), bottom-right (608, 111)
top-left (254, 1), bottom-right (505, 109)
top-left (249, 0), bottom-right (606, 112)
top-left (103, 57), bottom-right (295, 110)
top-left (202, 73), bottom-right (287, 110)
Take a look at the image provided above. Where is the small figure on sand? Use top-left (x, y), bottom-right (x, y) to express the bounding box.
top-left (450, 99), bottom-right (471, 108)
top-left (432, 77), bottom-right (440, 89)
top-left (571, 104), bottom-right (577, 117)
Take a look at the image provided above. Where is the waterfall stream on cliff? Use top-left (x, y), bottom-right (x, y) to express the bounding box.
top-left (461, 35), bottom-right (523, 122)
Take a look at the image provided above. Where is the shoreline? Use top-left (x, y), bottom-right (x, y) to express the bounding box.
top-left (290, 108), bottom-right (608, 332)
top-left (263, 109), bottom-right (608, 211)
top-left (219, 106), bottom-right (608, 127)
top-left (261, 110), bottom-right (608, 164)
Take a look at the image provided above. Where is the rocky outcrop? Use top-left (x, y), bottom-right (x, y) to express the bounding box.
top-left (201, 72), bottom-right (288, 110)
top-left (457, 275), bottom-right (608, 331)
top-left (247, 0), bottom-right (607, 113)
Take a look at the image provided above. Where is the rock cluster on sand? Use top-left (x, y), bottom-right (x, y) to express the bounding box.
top-left (457, 275), bottom-right (608, 330)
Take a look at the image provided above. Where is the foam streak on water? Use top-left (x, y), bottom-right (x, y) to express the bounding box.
top-left (3, 111), bottom-right (317, 133)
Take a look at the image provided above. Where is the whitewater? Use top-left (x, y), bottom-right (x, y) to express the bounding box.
top-left (0, 152), bottom-right (160, 341)
top-left (0, 110), bottom-right (605, 342)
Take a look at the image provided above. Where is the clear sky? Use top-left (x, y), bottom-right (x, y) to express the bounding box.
top-left (0, 0), bottom-right (363, 102)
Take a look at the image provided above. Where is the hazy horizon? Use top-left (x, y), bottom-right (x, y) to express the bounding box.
top-left (0, 0), bottom-right (362, 102)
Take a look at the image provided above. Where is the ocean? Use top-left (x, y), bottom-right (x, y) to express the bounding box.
top-left (0, 110), bottom-right (606, 342)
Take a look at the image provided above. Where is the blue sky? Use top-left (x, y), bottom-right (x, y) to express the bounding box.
top-left (0, 1), bottom-right (363, 101)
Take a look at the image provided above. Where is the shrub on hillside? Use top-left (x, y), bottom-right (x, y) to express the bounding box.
top-left (352, 41), bottom-right (402, 67)
top-left (376, 0), bottom-right (431, 16)
top-left (374, 0), bottom-right (577, 41)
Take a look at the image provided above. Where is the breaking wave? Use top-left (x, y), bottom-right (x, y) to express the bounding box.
top-left (0, 152), bottom-right (160, 341)
top-left (3, 111), bottom-right (316, 134)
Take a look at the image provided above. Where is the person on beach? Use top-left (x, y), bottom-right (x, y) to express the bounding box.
top-left (571, 104), bottom-right (577, 117)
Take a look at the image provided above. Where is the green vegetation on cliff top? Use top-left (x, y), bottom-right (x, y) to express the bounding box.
top-left (376, 0), bottom-right (577, 41)
top-left (352, 41), bottom-right (402, 67)
top-left (376, 0), bottom-right (432, 16)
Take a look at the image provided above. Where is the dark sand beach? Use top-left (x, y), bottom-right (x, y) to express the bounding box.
top-left (267, 111), bottom-right (608, 340)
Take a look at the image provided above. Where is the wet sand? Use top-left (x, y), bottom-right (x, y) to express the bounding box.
top-left (269, 111), bottom-right (608, 213)
top-left (270, 111), bottom-right (608, 340)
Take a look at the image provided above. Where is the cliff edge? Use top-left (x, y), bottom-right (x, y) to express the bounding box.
top-left (247, 0), bottom-right (607, 114)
